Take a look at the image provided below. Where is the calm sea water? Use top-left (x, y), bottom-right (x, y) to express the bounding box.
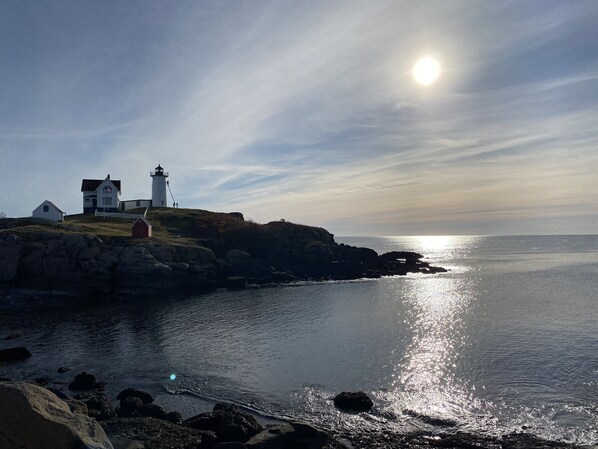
top-left (1, 235), bottom-right (597, 444)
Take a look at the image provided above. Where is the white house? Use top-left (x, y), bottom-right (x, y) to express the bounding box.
top-left (81, 174), bottom-right (121, 213)
top-left (32, 200), bottom-right (64, 222)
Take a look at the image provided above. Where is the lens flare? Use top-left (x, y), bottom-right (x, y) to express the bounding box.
top-left (169, 373), bottom-right (176, 381)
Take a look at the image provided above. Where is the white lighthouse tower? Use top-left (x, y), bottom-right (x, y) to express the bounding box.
top-left (150, 164), bottom-right (168, 208)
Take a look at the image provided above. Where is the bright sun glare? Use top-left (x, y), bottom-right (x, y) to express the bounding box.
top-left (412, 57), bottom-right (440, 86)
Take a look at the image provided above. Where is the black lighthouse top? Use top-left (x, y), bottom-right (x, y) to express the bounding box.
top-left (150, 164), bottom-right (168, 177)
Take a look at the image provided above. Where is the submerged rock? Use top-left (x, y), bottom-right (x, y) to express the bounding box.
top-left (0, 346), bottom-right (32, 362)
top-left (68, 371), bottom-right (97, 390)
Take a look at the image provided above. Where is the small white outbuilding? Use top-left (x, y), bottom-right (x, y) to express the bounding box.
top-left (32, 200), bottom-right (64, 222)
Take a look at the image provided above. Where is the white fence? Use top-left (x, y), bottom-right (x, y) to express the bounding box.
top-left (94, 208), bottom-right (147, 220)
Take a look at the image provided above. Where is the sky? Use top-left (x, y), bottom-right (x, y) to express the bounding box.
top-left (1, 0), bottom-right (598, 236)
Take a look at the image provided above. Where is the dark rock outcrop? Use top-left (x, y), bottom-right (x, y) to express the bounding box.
top-left (85, 395), bottom-right (116, 420)
top-left (333, 391), bottom-right (374, 412)
top-left (116, 387), bottom-right (154, 404)
top-left (0, 211), bottom-right (447, 297)
top-left (185, 402), bottom-right (264, 443)
top-left (118, 396), bottom-right (144, 417)
top-left (165, 410), bottom-right (183, 424)
top-left (0, 346), bottom-right (32, 362)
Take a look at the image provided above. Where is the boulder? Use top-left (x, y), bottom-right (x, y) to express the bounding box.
top-left (185, 402), bottom-right (264, 443)
top-left (85, 396), bottom-right (116, 420)
top-left (0, 381), bottom-right (113, 449)
top-left (333, 391), bottom-right (374, 412)
top-left (139, 403), bottom-right (167, 420)
top-left (68, 371), bottom-right (97, 390)
top-left (165, 410), bottom-right (183, 424)
top-left (0, 346), bottom-right (32, 362)
top-left (116, 387), bottom-right (154, 404)
top-left (117, 396), bottom-right (144, 417)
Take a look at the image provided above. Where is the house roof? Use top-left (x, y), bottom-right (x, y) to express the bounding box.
top-left (81, 179), bottom-right (121, 192)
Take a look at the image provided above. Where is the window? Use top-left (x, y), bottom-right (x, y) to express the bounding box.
top-left (103, 186), bottom-right (112, 193)
top-left (43, 205), bottom-right (49, 212)
top-left (136, 200), bottom-right (141, 207)
top-left (103, 197), bottom-right (112, 206)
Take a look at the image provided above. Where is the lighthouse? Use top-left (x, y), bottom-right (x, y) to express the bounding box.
top-left (150, 164), bottom-right (168, 207)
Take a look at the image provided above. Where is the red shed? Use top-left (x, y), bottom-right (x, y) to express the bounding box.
top-left (132, 218), bottom-right (152, 238)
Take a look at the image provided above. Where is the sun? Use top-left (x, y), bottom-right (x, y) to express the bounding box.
top-left (412, 57), bottom-right (440, 86)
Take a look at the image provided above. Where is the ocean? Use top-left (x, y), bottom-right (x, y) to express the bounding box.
top-left (1, 235), bottom-right (597, 445)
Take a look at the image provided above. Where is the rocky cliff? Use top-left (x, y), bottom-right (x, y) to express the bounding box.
top-left (0, 210), bottom-right (446, 297)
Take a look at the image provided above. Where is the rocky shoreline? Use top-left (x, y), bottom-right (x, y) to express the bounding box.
top-left (0, 212), bottom-right (447, 298)
top-left (0, 372), bottom-right (585, 449)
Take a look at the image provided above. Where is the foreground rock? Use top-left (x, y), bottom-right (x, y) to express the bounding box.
top-left (0, 381), bottom-right (113, 449)
top-left (333, 391), bottom-right (374, 412)
top-left (185, 402), bottom-right (264, 442)
top-left (0, 346), bottom-right (31, 362)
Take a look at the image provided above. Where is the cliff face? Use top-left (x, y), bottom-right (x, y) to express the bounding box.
top-left (0, 211), bottom-right (445, 297)
top-left (0, 229), bottom-right (217, 296)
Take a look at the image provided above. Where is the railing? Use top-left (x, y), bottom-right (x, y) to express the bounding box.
top-left (150, 170), bottom-right (169, 176)
top-left (95, 210), bottom-right (145, 219)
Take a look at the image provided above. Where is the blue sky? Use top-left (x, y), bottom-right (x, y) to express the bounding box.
top-left (1, 1), bottom-right (598, 235)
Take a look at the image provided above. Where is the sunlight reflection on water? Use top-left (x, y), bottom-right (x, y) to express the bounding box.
top-left (385, 276), bottom-right (480, 425)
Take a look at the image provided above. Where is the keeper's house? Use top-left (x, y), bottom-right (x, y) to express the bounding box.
top-left (81, 174), bottom-right (121, 214)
